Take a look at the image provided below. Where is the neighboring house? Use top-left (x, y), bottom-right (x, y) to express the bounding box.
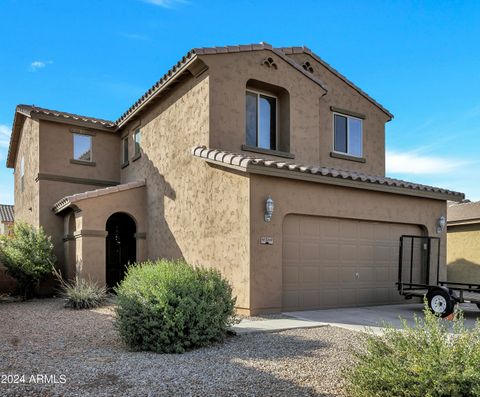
top-left (447, 201), bottom-right (480, 283)
top-left (0, 204), bottom-right (14, 235)
top-left (0, 204), bottom-right (15, 293)
top-left (6, 43), bottom-right (463, 314)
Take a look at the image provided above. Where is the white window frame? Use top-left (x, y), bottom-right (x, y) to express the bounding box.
top-left (246, 89), bottom-right (279, 151)
top-left (332, 112), bottom-right (363, 158)
top-left (133, 128), bottom-right (141, 156)
top-left (73, 133), bottom-right (93, 162)
top-left (122, 136), bottom-right (129, 164)
top-left (20, 157), bottom-right (25, 192)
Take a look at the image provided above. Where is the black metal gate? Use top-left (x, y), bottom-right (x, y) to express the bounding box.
top-left (398, 235), bottom-right (441, 291)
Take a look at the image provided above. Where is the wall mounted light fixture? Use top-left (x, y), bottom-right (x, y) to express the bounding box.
top-left (437, 215), bottom-right (446, 234)
top-left (264, 196), bottom-right (274, 222)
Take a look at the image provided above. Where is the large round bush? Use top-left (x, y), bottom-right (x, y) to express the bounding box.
top-left (115, 259), bottom-right (237, 353)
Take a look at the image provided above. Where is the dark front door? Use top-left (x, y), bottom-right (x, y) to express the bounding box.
top-left (106, 213), bottom-right (136, 289)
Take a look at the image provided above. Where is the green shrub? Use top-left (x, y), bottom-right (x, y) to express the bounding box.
top-left (115, 259), bottom-right (237, 353)
top-left (345, 304), bottom-right (480, 397)
top-left (54, 268), bottom-right (107, 309)
top-left (0, 223), bottom-right (56, 299)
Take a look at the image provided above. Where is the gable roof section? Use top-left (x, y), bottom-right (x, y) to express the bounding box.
top-left (115, 42), bottom-right (328, 127)
top-left (448, 201), bottom-right (480, 225)
top-left (192, 146), bottom-right (464, 202)
top-left (279, 46), bottom-right (394, 120)
top-left (7, 105), bottom-right (116, 168)
top-left (0, 204), bottom-right (14, 223)
top-left (53, 180), bottom-right (145, 214)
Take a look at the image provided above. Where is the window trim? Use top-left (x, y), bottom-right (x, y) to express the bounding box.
top-left (20, 157), bottom-right (24, 192)
top-left (72, 133), bottom-right (93, 163)
top-left (246, 89), bottom-right (279, 151)
top-left (133, 128), bottom-right (141, 158)
top-left (121, 136), bottom-right (129, 166)
top-left (332, 111), bottom-right (364, 158)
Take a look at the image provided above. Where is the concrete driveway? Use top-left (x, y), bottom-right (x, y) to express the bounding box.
top-left (284, 302), bottom-right (480, 334)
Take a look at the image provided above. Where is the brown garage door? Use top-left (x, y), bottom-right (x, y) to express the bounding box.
top-left (282, 215), bottom-right (423, 311)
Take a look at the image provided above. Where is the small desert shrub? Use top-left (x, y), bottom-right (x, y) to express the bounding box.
top-left (54, 268), bottom-right (107, 309)
top-left (115, 259), bottom-right (237, 353)
top-left (0, 223), bottom-right (56, 299)
top-left (345, 304), bottom-right (480, 397)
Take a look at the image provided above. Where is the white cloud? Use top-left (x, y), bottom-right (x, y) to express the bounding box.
top-left (386, 151), bottom-right (468, 175)
top-left (0, 124), bottom-right (11, 148)
top-left (121, 32), bottom-right (150, 41)
top-left (30, 60), bottom-right (52, 71)
top-left (142, 0), bottom-right (188, 8)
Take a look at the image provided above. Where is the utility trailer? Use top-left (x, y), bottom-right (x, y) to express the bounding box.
top-left (397, 235), bottom-right (480, 317)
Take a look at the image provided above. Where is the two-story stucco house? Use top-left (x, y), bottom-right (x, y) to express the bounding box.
top-left (6, 43), bottom-right (463, 314)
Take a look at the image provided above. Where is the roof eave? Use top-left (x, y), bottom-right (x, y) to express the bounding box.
top-left (281, 46), bottom-right (394, 120)
top-left (115, 53), bottom-right (200, 129)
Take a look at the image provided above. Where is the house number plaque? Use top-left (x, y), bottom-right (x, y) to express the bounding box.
top-left (260, 236), bottom-right (274, 245)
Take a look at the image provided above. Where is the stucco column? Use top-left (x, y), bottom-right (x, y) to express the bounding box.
top-left (135, 232), bottom-right (147, 263)
top-left (74, 230), bottom-right (108, 285)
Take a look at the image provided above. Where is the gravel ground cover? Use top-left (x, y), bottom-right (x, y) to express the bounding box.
top-left (0, 299), bottom-right (361, 397)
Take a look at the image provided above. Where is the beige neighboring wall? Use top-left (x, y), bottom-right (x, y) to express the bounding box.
top-left (204, 49), bottom-right (388, 176)
top-left (447, 223), bottom-right (480, 283)
top-left (14, 117), bottom-right (40, 226)
top-left (249, 174), bottom-right (447, 313)
top-left (120, 74), bottom-right (251, 309)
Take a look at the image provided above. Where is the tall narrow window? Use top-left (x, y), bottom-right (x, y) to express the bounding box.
top-left (122, 137), bottom-right (129, 164)
top-left (333, 113), bottom-right (363, 157)
top-left (20, 157), bottom-right (24, 192)
top-left (245, 91), bottom-right (277, 150)
top-left (73, 134), bottom-right (92, 161)
top-left (134, 129), bottom-right (141, 156)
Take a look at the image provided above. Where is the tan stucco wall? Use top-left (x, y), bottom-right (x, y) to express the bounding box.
top-left (14, 117), bottom-right (40, 226)
top-left (249, 173), bottom-right (447, 313)
top-left (447, 224), bottom-right (480, 283)
top-left (203, 50), bottom-right (388, 176)
top-left (120, 74), bottom-right (251, 309)
top-left (38, 120), bottom-right (120, 182)
top-left (35, 120), bottom-right (121, 271)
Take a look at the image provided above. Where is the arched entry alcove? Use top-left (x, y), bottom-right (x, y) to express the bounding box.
top-left (105, 212), bottom-right (137, 289)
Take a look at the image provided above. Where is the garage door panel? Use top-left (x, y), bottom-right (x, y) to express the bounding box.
top-left (283, 215), bottom-right (422, 311)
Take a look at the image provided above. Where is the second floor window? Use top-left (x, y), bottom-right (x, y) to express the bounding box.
top-left (122, 137), bottom-right (129, 164)
top-left (246, 90), bottom-right (277, 150)
top-left (333, 113), bottom-right (363, 157)
top-left (73, 133), bottom-right (92, 162)
top-left (134, 129), bottom-right (141, 156)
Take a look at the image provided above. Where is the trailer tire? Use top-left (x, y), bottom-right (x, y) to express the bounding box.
top-left (426, 289), bottom-right (454, 318)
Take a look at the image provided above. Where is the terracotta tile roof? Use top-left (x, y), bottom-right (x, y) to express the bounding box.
top-left (448, 201), bottom-right (480, 224)
top-left (278, 46), bottom-right (394, 120)
top-left (192, 146), bottom-right (464, 201)
top-left (17, 104), bottom-right (116, 128)
top-left (52, 180), bottom-right (145, 213)
top-left (0, 204), bottom-right (14, 223)
top-left (115, 42), bottom-right (328, 126)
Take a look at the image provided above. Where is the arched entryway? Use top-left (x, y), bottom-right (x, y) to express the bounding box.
top-left (106, 212), bottom-right (137, 289)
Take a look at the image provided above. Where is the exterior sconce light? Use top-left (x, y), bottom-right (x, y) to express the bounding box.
top-left (264, 196), bottom-right (274, 222)
top-left (437, 215), bottom-right (446, 234)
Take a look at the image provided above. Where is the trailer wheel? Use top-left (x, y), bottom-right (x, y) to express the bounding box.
top-left (426, 289), bottom-right (454, 318)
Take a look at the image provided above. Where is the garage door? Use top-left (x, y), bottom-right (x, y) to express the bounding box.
top-left (282, 215), bottom-right (423, 311)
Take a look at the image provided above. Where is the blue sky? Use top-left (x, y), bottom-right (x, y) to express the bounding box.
top-left (1, 0), bottom-right (479, 204)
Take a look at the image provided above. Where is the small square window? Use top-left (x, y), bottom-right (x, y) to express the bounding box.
top-left (333, 113), bottom-right (363, 157)
top-left (134, 129), bottom-right (141, 156)
top-left (73, 134), bottom-right (92, 161)
top-left (122, 137), bottom-right (129, 164)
